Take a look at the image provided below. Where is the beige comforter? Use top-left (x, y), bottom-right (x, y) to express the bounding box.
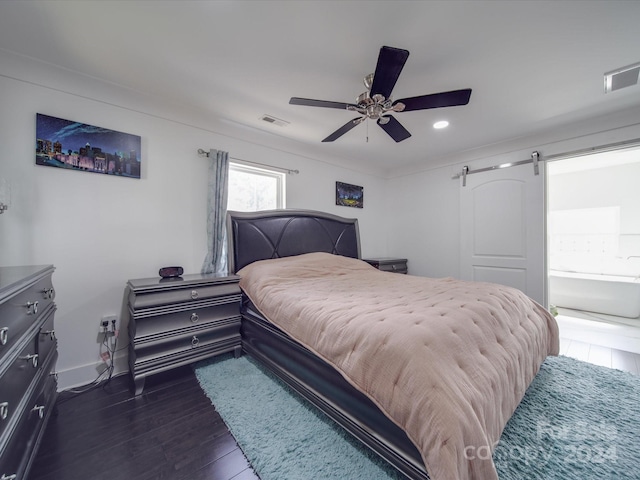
top-left (238, 253), bottom-right (559, 480)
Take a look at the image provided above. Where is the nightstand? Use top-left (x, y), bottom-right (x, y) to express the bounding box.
top-left (363, 257), bottom-right (408, 274)
top-left (126, 272), bottom-right (242, 395)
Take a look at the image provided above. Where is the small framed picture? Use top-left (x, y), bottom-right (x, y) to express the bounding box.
top-left (336, 181), bottom-right (363, 208)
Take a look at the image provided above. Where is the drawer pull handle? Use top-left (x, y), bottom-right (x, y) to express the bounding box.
top-left (42, 287), bottom-right (55, 299)
top-left (32, 405), bottom-right (45, 419)
top-left (191, 336), bottom-right (200, 348)
top-left (0, 402), bottom-right (8, 420)
top-left (41, 330), bottom-right (56, 341)
top-left (190, 290), bottom-right (199, 300)
top-left (0, 327), bottom-right (8, 346)
top-left (190, 313), bottom-right (199, 323)
top-left (20, 353), bottom-right (39, 368)
top-left (26, 301), bottom-right (39, 315)
top-left (1, 474), bottom-right (17, 480)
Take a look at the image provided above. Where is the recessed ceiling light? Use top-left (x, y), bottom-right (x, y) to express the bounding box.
top-left (433, 120), bottom-right (449, 129)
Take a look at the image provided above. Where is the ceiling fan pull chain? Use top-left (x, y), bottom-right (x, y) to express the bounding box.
top-left (366, 118), bottom-right (369, 143)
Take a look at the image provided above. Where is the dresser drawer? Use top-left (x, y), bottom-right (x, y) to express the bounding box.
top-left (129, 281), bottom-right (241, 310)
top-left (130, 299), bottom-right (241, 341)
top-left (0, 369), bottom-right (57, 480)
top-left (0, 338), bottom-right (40, 441)
top-left (0, 265), bottom-right (57, 480)
top-left (130, 318), bottom-right (241, 374)
top-left (0, 274), bottom-right (55, 364)
top-left (37, 308), bottom-right (57, 366)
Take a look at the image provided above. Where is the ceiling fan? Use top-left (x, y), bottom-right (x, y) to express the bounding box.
top-left (289, 46), bottom-right (472, 143)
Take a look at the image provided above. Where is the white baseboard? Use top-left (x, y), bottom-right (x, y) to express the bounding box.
top-left (56, 355), bottom-right (129, 392)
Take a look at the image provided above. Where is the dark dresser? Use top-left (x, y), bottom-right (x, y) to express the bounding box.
top-left (127, 273), bottom-right (242, 395)
top-left (363, 257), bottom-right (408, 274)
top-left (0, 265), bottom-right (58, 480)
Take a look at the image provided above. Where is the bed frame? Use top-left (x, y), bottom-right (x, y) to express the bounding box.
top-left (226, 209), bottom-right (429, 480)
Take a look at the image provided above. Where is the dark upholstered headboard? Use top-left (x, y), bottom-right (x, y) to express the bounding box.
top-left (226, 209), bottom-right (361, 273)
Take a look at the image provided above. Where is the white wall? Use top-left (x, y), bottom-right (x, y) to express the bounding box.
top-left (548, 160), bottom-right (640, 275)
top-left (386, 107), bottom-right (640, 280)
top-left (549, 162), bottom-right (640, 240)
top-left (4, 50), bottom-right (640, 390)
top-left (0, 55), bottom-right (389, 389)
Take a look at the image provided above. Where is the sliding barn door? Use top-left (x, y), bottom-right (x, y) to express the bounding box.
top-left (460, 163), bottom-right (546, 306)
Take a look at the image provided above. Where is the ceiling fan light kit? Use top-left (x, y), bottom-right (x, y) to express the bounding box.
top-left (289, 46), bottom-right (472, 143)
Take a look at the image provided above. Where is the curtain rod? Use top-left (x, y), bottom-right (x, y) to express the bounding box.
top-left (197, 148), bottom-right (299, 175)
top-left (451, 137), bottom-right (640, 185)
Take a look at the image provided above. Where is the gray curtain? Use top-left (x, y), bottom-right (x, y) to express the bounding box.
top-left (201, 149), bottom-right (229, 274)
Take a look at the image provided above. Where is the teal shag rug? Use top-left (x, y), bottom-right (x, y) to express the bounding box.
top-left (195, 354), bottom-right (640, 480)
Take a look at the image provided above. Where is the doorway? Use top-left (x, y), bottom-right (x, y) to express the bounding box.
top-left (547, 147), bottom-right (640, 354)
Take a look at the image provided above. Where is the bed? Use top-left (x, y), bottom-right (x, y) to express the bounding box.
top-left (226, 209), bottom-right (559, 480)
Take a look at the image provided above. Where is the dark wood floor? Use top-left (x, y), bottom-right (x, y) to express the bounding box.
top-left (28, 367), bottom-right (260, 480)
top-left (29, 339), bottom-right (639, 480)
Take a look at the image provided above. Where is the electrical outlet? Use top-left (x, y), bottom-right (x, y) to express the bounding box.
top-left (100, 315), bottom-right (117, 333)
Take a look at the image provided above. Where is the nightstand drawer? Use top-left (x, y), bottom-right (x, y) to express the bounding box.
top-left (363, 258), bottom-right (408, 274)
top-left (130, 297), bottom-right (241, 341)
top-left (130, 318), bottom-right (241, 374)
top-left (129, 281), bottom-right (240, 310)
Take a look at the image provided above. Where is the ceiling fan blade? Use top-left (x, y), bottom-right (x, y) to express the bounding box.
top-left (370, 46), bottom-right (410, 100)
top-left (290, 97), bottom-right (357, 110)
top-left (395, 89), bottom-right (472, 112)
top-left (377, 115), bottom-right (411, 143)
top-left (322, 117), bottom-right (364, 142)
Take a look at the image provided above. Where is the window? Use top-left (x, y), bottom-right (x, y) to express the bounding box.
top-left (548, 207), bottom-right (620, 273)
top-left (227, 162), bottom-right (285, 211)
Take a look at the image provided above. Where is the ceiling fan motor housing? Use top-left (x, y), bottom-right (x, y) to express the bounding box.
top-left (351, 90), bottom-right (402, 120)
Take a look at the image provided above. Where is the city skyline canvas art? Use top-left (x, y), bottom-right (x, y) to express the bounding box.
top-left (336, 181), bottom-right (363, 208)
top-left (35, 114), bottom-right (141, 179)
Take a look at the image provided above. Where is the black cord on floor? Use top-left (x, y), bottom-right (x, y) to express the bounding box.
top-left (57, 328), bottom-right (121, 404)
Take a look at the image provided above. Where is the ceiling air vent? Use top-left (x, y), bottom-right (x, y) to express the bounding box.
top-left (260, 114), bottom-right (289, 127)
top-left (604, 62), bottom-right (640, 93)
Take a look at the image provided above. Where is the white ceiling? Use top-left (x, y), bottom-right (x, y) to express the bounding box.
top-left (1, 0), bottom-right (640, 176)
